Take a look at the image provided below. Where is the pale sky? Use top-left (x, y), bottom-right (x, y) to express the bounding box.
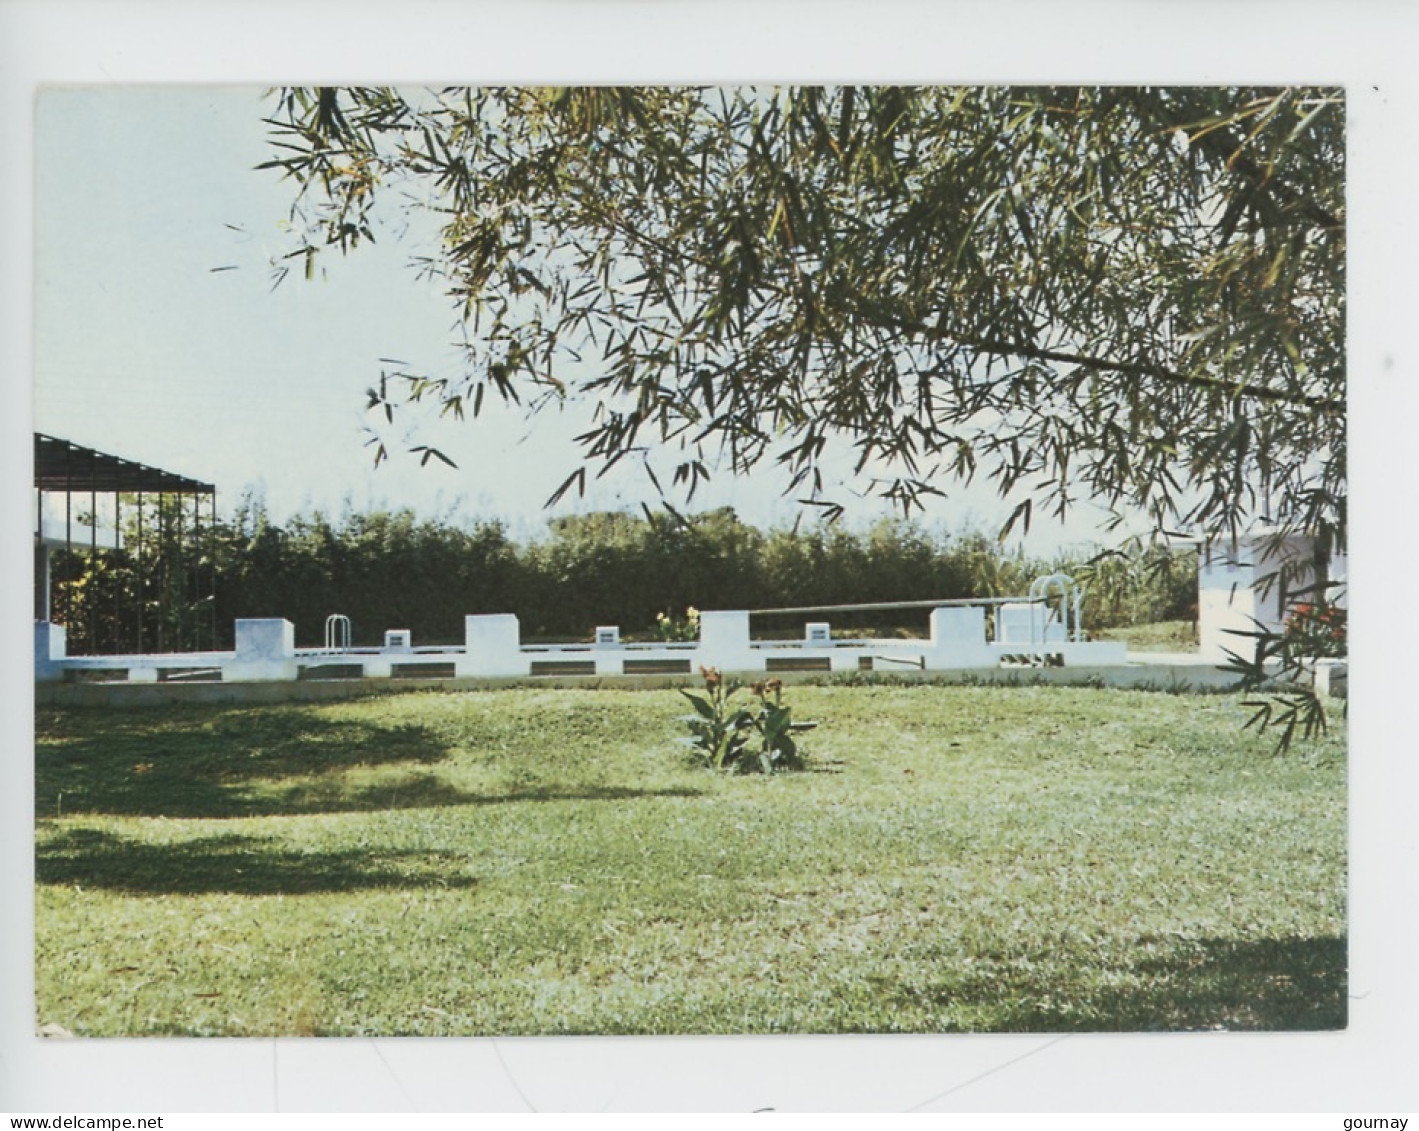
top-left (33, 85), bottom-right (585, 538)
top-left (32, 83), bottom-right (1128, 552)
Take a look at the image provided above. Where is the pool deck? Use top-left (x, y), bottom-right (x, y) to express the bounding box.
top-left (34, 650), bottom-right (1272, 708)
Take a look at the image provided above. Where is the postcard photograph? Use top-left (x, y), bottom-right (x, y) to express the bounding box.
top-left (30, 83), bottom-right (1347, 1040)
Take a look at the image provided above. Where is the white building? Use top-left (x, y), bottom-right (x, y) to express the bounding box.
top-left (1193, 528), bottom-right (1346, 663)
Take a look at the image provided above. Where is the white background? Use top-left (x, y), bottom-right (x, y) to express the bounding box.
top-left (2, 0), bottom-right (1416, 1114)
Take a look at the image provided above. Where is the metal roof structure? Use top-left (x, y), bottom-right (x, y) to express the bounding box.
top-left (34, 433), bottom-right (215, 495)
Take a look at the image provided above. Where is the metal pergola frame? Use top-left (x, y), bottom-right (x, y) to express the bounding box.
top-left (35, 433), bottom-right (217, 496)
top-left (34, 433), bottom-right (218, 656)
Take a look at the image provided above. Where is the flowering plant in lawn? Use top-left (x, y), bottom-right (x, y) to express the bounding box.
top-left (679, 668), bottom-right (807, 773)
top-left (743, 677), bottom-right (806, 774)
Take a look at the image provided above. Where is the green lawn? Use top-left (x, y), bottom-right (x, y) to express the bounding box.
top-left (1094, 619), bottom-right (1199, 652)
top-left (34, 682), bottom-right (1346, 1036)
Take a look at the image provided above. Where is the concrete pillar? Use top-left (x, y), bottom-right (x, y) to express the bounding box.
top-left (34, 621), bottom-right (66, 681)
top-left (926, 606), bottom-right (995, 668)
top-left (698, 610), bottom-right (755, 672)
top-left (994, 603), bottom-right (1031, 645)
top-left (1314, 659), bottom-right (1348, 700)
top-left (460, 614), bottom-right (523, 677)
top-left (995, 603), bottom-right (1066, 646)
top-left (931, 606), bottom-right (985, 646)
top-left (226, 618), bottom-right (298, 682)
top-left (591, 626), bottom-right (622, 675)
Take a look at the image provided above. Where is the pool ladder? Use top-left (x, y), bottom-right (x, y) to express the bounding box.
top-left (324, 613), bottom-right (352, 654)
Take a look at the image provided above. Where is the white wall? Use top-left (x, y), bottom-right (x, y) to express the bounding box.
top-left (1197, 533), bottom-right (1347, 662)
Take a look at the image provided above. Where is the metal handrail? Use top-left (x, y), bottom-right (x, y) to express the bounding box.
top-left (324, 614), bottom-right (352, 654)
top-left (750, 595), bottom-right (1045, 616)
top-left (1026, 574), bottom-right (1086, 648)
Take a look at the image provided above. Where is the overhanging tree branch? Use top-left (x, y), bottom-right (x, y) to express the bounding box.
top-left (910, 324), bottom-right (1344, 415)
top-left (259, 83), bottom-right (1346, 550)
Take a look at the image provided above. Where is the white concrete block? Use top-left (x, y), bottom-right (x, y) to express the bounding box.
top-left (930, 605), bottom-right (985, 645)
top-left (994, 603), bottom-right (1029, 644)
top-left (227, 618), bottom-right (298, 681)
top-left (1057, 640), bottom-right (1129, 666)
top-left (995, 603), bottom-right (1067, 646)
top-left (924, 644), bottom-right (998, 670)
top-left (919, 606), bottom-right (994, 668)
top-left (1198, 587), bottom-right (1263, 663)
top-left (698, 610), bottom-right (754, 671)
top-left (460, 614), bottom-right (523, 676)
top-left (1313, 659), bottom-right (1347, 699)
top-left (34, 621), bottom-right (66, 681)
top-left (234, 618), bottom-right (295, 661)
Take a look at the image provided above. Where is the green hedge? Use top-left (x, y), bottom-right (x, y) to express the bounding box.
top-left (51, 497), bottom-right (1197, 652)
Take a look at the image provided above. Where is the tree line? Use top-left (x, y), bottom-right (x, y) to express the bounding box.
top-left (49, 496), bottom-right (1196, 654)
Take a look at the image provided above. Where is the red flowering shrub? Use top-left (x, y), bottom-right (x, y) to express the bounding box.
top-left (1283, 601), bottom-right (1347, 659)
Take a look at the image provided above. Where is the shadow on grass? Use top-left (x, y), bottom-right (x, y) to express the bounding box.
top-left (37, 705), bottom-right (710, 820)
top-left (264, 775), bottom-right (706, 815)
top-left (897, 935), bottom-right (1347, 1032)
top-left (37, 705), bottom-right (455, 820)
top-left (1122, 934), bottom-right (1348, 1031)
top-left (38, 705), bottom-right (708, 820)
top-left (36, 827), bottom-right (482, 896)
